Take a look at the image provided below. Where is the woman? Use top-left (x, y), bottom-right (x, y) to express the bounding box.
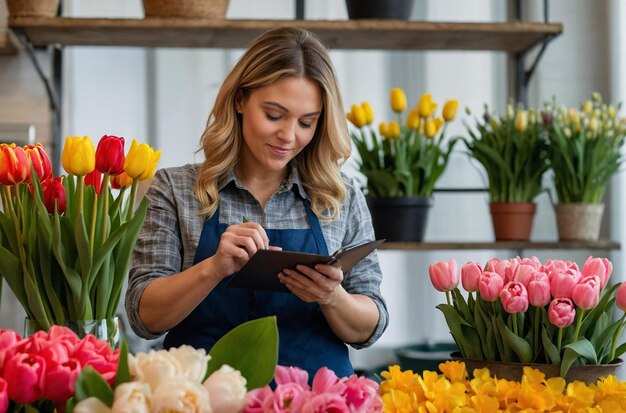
top-left (126, 27), bottom-right (388, 378)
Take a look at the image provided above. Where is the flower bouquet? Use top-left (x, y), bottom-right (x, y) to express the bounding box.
top-left (380, 361), bottom-right (626, 411)
top-left (542, 93), bottom-right (626, 241)
top-left (463, 102), bottom-right (549, 240)
top-left (429, 256), bottom-right (626, 379)
top-left (346, 89), bottom-right (459, 241)
top-left (0, 136), bottom-right (160, 338)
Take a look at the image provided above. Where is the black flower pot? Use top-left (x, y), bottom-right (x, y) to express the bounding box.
top-left (345, 0), bottom-right (414, 20)
top-left (366, 196), bottom-right (433, 242)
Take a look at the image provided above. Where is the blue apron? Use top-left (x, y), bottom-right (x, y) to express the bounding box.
top-left (163, 197), bottom-right (353, 379)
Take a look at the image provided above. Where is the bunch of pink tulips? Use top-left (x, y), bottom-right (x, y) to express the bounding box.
top-left (429, 256), bottom-right (626, 377)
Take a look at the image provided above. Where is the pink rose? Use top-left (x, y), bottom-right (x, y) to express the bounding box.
top-left (43, 358), bottom-right (82, 402)
top-left (527, 272), bottom-right (551, 307)
top-left (550, 268), bottom-right (581, 299)
top-left (572, 275), bottom-right (601, 310)
top-left (311, 367), bottom-right (343, 394)
top-left (0, 378), bottom-right (8, 413)
top-left (4, 352), bottom-right (46, 405)
top-left (478, 271), bottom-right (504, 302)
top-left (461, 262), bottom-right (482, 292)
top-left (429, 258), bottom-right (459, 292)
top-left (582, 256), bottom-right (612, 289)
top-left (244, 386), bottom-right (274, 413)
top-left (274, 365), bottom-right (310, 388)
top-left (499, 282), bottom-right (529, 314)
top-left (548, 298), bottom-right (576, 328)
top-left (301, 393), bottom-right (349, 413)
top-left (342, 375), bottom-right (382, 413)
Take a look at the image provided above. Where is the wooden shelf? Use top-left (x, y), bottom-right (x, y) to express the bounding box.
top-left (8, 18), bottom-right (562, 52)
top-left (0, 29), bottom-right (17, 54)
top-left (380, 240), bottom-right (620, 251)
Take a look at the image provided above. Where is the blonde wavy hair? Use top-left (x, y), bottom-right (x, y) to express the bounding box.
top-left (195, 27), bottom-right (351, 220)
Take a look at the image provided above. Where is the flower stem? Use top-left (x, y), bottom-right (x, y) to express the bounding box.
top-left (513, 313), bottom-right (519, 337)
top-left (573, 308), bottom-right (586, 342)
top-left (127, 179), bottom-right (138, 221)
top-left (557, 327), bottom-right (563, 354)
top-left (99, 174), bottom-right (111, 247)
top-left (89, 188), bottom-right (99, 256)
top-left (609, 313), bottom-right (626, 362)
top-left (77, 175), bottom-right (85, 215)
top-left (445, 290), bottom-right (451, 306)
top-left (533, 306), bottom-right (540, 360)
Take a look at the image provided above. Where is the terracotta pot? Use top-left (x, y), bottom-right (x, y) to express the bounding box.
top-left (366, 196), bottom-right (433, 242)
top-left (555, 202), bottom-right (604, 241)
top-left (453, 353), bottom-right (623, 385)
top-left (489, 202), bottom-right (536, 241)
top-left (6, 0), bottom-right (60, 17)
top-left (143, 0), bottom-right (230, 18)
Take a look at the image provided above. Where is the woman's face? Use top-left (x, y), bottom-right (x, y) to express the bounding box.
top-left (237, 76), bottom-right (322, 175)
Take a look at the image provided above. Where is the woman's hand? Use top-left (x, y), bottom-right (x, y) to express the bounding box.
top-left (278, 263), bottom-right (344, 305)
top-left (211, 222), bottom-right (271, 278)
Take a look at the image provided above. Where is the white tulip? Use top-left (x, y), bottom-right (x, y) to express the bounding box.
top-left (131, 350), bottom-right (181, 391)
top-left (112, 382), bottom-right (152, 413)
top-left (168, 345), bottom-right (211, 383)
top-left (74, 397), bottom-right (112, 413)
top-left (152, 379), bottom-right (212, 413)
top-left (203, 365), bottom-right (248, 413)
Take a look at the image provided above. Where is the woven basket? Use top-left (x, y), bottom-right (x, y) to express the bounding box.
top-left (6, 0), bottom-right (60, 17)
top-left (143, 0), bottom-right (230, 18)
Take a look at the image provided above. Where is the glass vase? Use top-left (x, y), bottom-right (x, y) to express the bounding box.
top-left (24, 317), bottom-right (121, 348)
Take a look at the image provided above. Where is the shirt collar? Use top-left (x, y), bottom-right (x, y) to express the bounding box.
top-left (219, 163), bottom-right (309, 200)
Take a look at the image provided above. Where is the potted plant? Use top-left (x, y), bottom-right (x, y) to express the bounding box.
top-left (428, 256), bottom-right (626, 383)
top-left (463, 102), bottom-right (549, 241)
top-left (543, 93), bottom-right (626, 241)
top-left (347, 88), bottom-right (459, 242)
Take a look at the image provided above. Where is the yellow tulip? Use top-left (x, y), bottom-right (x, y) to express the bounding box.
top-left (390, 88), bottom-right (407, 113)
top-left (346, 111), bottom-right (356, 125)
top-left (62, 136), bottom-right (95, 176)
top-left (379, 121), bottom-right (390, 139)
top-left (582, 100), bottom-right (593, 114)
top-left (349, 104), bottom-right (367, 128)
top-left (417, 93), bottom-right (437, 118)
top-left (388, 121), bottom-right (401, 139)
top-left (125, 139), bottom-right (162, 181)
top-left (361, 102), bottom-right (374, 125)
top-left (425, 118), bottom-right (438, 138)
top-left (589, 117), bottom-right (599, 132)
top-left (514, 110), bottom-right (528, 132)
top-left (406, 108), bottom-right (420, 129)
top-left (569, 108), bottom-right (580, 126)
top-left (442, 99), bottom-right (459, 122)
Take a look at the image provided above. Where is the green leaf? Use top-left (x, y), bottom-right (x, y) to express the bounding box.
top-left (436, 303), bottom-right (483, 359)
top-left (114, 339), bottom-right (131, 387)
top-left (561, 338), bottom-right (598, 377)
top-left (207, 316), bottom-right (278, 389)
top-left (496, 314), bottom-right (533, 363)
top-left (541, 325), bottom-right (560, 364)
top-left (612, 342), bottom-right (626, 360)
top-left (74, 366), bottom-right (114, 407)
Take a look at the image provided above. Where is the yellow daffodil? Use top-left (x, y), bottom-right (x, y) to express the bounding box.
top-left (124, 139), bottom-right (162, 181)
top-left (418, 93), bottom-right (438, 118)
top-left (389, 121), bottom-right (401, 139)
top-left (439, 361), bottom-right (467, 383)
top-left (406, 108), bottom-right (420, 129)
top-left (361, 101), bottom-right (374, 125)
top-left (390, 88), bottom-right (407, 113)
top-left (514, 110), bottom-right (528, 132)
top-left (62, 135), bottom-right (96, 176)
top-left (442, 99), bottom-right (459, 122)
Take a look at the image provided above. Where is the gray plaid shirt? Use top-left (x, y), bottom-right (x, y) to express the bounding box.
top-left (125, 163), bottom-right (388, 348)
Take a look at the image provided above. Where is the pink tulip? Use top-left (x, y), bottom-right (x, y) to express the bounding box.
top-left (72, 335), bottom-right (119, 386)
top-left (342, 375), bottom-right (382, 413)
top-left (429, 258), bottom-right (459, 292)
top-left (500, 282), bottom-right (529, 314)
top-left (550, 268), bottom-right (581, 299)
top-left (43, 358), bottom-right (82, 402)
top-left (582, 256), bottom-right (612, 289)
top-left (511, 264), bottom-right (536, 287)
top-left (275, 365), bottom-right (310, 388)
top-left (478, 271), bottom-right (504, 302)
top-left (548, 298), bottom-right (576, 328)
top-left (461, 262), bottom-right (482, 292)
top-left (527, 272), bottom-right (551, 307)
top-left (311, 367), bottom-right (343, 394)
top-left (616, 283), bottom-right (626, 312)
top-left (300, 393), bottom-right (349, 413)
top-left (0, 329), bottom-right (22, 376)
top-left (543, 260), bottom-right (578, 280)
top-left (272, 383), bottom-right (309, 412)
top-left (0, 378), bottom-right (7, 413)
top-left (486, 258), bottom-right (507, 277)
top-left (244, 386), bottom-right (274, 413)
top-left (572, 275), bottom-right (601, 310)
top-left (4, 352), bottom-right (45, 405)
top-left (519, 256), bottom-right (542, 270)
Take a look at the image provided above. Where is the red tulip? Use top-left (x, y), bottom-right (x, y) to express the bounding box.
top-left (0, 378), bottom-right (7, 413)
top-left (429, 258), bottom-right (459, 292)
top-left (572, 275), bottom-right (601, 310)
top-left (95, 135), bottom-right (125, 175)
top-left (4, 352), bottom-right (45, 404)
top-left (84, 169), bottom-right (103, 195)
top-left (500, 281), bottom-right (529, 314)
top-left (0, 143), bottom-right (31, 185)
top-left (43, 358), bottom-right (82, 402)
top-left (548, 298), bottom-right (576, 328)
top-left (616, 282), bottom-right (626, 312)
top-left (461, 261), bottom-right (482, 292)
top-left (41, 177), bottom-right (66, 214)
top-left (527, 271), bottom-right (551, 307)
top-left (24, 143), bottom-right (52, 182)
top-left (478, 271), bottom-right (504, 302)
